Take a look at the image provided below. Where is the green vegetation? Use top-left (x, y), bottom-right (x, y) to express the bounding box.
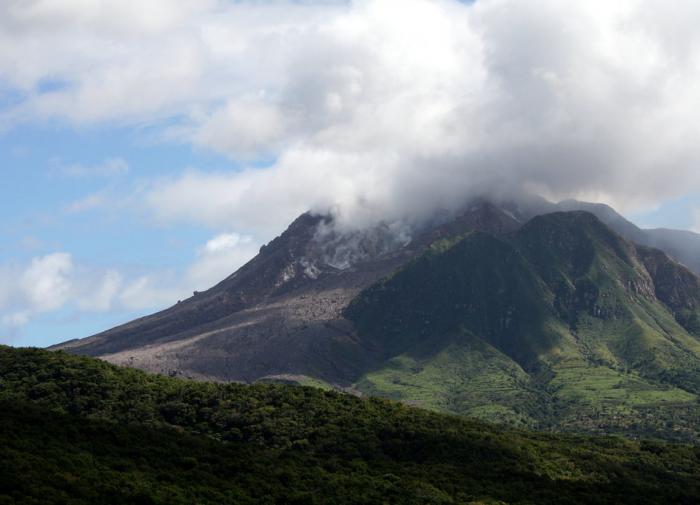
top-left (355, 333), bottom-right (542, 427)
top-left (4, 211), bottom-right (700, 503)
top-left (2, 346), bottom-right (700, 504)
top-left (346, 212), bottom-right (700, 442)
top-left (256, 374), bottom-right (336, 390)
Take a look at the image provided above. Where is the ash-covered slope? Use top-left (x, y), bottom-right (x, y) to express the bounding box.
top-left (55, 201), bottom-right (520, 382)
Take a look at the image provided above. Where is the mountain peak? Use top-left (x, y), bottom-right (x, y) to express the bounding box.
top-left (53, 201), bottom-right (700, 442)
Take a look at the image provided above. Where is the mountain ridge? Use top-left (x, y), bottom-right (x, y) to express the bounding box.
top-left (345, 210), bottom-right (700, 436)
top-left (52, 199), bottom-right (700, 441)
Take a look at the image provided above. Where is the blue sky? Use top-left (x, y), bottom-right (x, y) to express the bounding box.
top-left (630, 196), bottom-right (700, 231)
top-left (2, 0), bottom-right (700, 347)
top-left (0, 124), bottom-right (240, 346)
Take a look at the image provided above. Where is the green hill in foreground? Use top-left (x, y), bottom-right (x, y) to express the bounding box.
top-left (1, 346), bottom-right (700, 504)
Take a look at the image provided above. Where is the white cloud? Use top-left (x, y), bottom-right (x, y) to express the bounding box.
top-left (20, 253), bottom-right (73, 312)
top-left (0, 253), bottom-right (75, 340)
top-left (145, 167), bottom-right (313, 234)
top-left (64, 193), bottom-right (106, 214)
top-left (2, 311), bottom-right (31, 328)
top-left (203, 233), bottom-right (248, 254)
top-left (93, 0), bottom-right (700, 233)
top-left (58, 157), bottom-right (129, 177)
top-left (78, 270), bottom-right (123, 312)
top-left (118, 275), bottom-right (184, 311)
top-left (0, 264), bottom-right (14, 309)
top-left (0, 1), bottom-right (341, 125)
top-left (117, 233), bottom-right (260, 307)
top-left (0, 231), bottom-right (259, 339)
top-left (186, 232), bottom-right (259, 290)
top-left (692, 207), bottom-right (700, 234)
top-left (191, 99), bottom-right (287, 159)
top-left (3, 1), bottom-right (700, 225)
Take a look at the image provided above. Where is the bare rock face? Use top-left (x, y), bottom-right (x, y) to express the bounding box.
top-left (636, 245), bottom-right (700, 334)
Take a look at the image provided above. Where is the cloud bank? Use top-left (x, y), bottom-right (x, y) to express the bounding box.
top-left (3, 0), bottom-right (700, 233)
top-left (0, 234), bottom-right (260, 342)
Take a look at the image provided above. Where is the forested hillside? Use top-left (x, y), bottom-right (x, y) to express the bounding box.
top-left (1, 346), bottom-right (699, 504)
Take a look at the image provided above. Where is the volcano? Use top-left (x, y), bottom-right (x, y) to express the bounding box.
top-left (54, 197), bottom-right (700, 441)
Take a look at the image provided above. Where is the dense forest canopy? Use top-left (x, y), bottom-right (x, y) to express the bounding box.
top-left (1, 346), bottom-right (699, 504)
